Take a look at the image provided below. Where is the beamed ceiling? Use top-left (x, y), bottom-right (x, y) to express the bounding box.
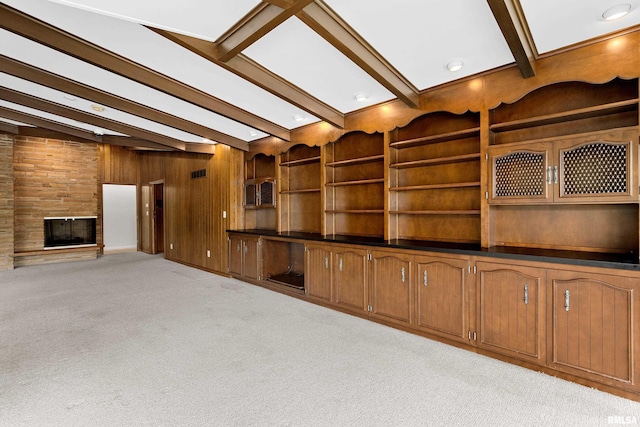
top-left (0, 0), bottom-right (639, 153)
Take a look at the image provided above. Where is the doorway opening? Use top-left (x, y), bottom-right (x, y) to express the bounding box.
top-left (152, 182), bottom-right (164, 254)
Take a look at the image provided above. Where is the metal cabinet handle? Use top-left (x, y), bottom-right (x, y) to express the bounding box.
top-left (244, 243), bottom-right (248, 253)
top-left (339, 258), bottom-right (343, 272)
top-left (401, 267), bottom-right (405, 283)
top-left (236, 243), bottom-right (240, 252)
top-left (423, 270), bottom-right (428, 286)
top-left (325, 256), bottom-right (328, 269)
top-left (564, 290), bottom-right (570, 312)
top-left (547, 166), bottom-right (553, 185)
top-left (553, 166), bottom-right (558, 184)
top-left (523, 284), bottom-right (528, 305)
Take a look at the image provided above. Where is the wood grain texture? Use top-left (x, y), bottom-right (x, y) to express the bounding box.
top-left (0, 134), bottom-right (14, 270)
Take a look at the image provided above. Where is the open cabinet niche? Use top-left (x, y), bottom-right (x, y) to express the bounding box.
top-left (388, 110), bottom-right (481, 243)
top-left (244, 153), bottom-right (276, 230)
top-left (278, 144), bottom-right (322, 233)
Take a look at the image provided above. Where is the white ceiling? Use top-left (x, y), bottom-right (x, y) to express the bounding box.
top-left (0, 0), bottom-right (638, 150)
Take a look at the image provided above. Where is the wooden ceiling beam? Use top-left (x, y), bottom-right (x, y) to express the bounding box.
top-left (297, 1), bottom-right (419, 108)
top-left (151, 29), bottom-right (344, 129)
top-left (487, 0), bottom-right (536, 78)
top-left (0, 120), bottom-right (19, 134)
top-left (216, 0), bottom-right (315, 62)
top-left (0, 105), bottom-right (103, 142)
top-left (0, 87), bottom-right (186, 150)
top-left (0, 3), bottom-right (290, 141)
top-left (0, 55), bottom-right (248, 151)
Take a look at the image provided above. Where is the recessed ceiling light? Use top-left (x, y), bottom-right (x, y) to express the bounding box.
top-left (447, 60), bottom-right (464, 72)
top-left (354, 92), bottom-right (369, 102)
top-left (602, 3), bottom-right (631, 20)
top-left (63, 94), bottom-right (77, 101)
top-left (202, 138), bottom-right (217, 144)
top-left (249, 130), bottom-right (258, 137)
top-left (293, 114), bottom-right (307, 122)
top-left (91, 104), bottom-right (105, 113)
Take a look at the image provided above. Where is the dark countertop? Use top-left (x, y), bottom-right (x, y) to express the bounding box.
top-left (228, 229), bottom-right (640, 272)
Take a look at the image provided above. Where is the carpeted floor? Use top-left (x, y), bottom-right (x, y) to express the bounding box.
top-left (1, 252), bottom-right (639, 426)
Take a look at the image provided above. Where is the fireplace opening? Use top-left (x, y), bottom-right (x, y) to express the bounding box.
top-left (44, 216), bottom-right (97, 249)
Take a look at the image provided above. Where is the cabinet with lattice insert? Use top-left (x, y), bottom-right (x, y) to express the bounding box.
top-left (244, 153), bottom-right (276, 230)
top-left (488, 129), bottom-right (637, 205)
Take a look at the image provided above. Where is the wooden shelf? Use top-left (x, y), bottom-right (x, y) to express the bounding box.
top-left (390, 182), bottom-right (480, 192)
top-left (280, 188), bottom-right (321, 194)
top-left (325, 210), bottom-right (384, 215)
top-left (390, 153), bottom-right (481, 169)
top-left (389, 210), bottom-right (481, 215)
top-left (390, 127), bottom-right (481, 149)
top-left (325, 154), bottom-right (384, 167)
top-left (490, 99), bottom-right (639, 133)
top-left (279, 156), bottom-right (321, 167)
top-left (326, 178), bottom-right (384, 187)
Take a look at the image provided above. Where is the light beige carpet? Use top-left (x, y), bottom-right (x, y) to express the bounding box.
top-left (1, 252), bottom-right (639, 426)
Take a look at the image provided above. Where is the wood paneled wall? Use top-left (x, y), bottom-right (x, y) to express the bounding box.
top-left (136, 144), bottom-right (244, 275)
top-left (0, 134), bottom-right (14, 270)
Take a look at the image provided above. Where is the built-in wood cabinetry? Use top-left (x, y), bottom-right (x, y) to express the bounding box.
top-left (278, 144), bottom-right (322, 234)
top-left (232, 75), bottom-right (640, 401)
top-left (369, 250), bottom-right (413, 325)
top-left (332, 246), bottom-right (369, 312)
top-left (414, 254), bottom-right (470, 344)
top-left (304, 243), bottom-right (333, 301)
top-left (389, 111), bottom-right (481, 243)
top-left (325, 131), bottom-right (385, 237)
top-left (488, 78), bottom-right (639, 255)
top-left (244, 153), bottom-right (276, 230)
top-left (228, 234), bottom-right (260, 281)
top-left (476, 261), bottom-right (546, 365)
top-left (549, 269), bottom-right (639, 392)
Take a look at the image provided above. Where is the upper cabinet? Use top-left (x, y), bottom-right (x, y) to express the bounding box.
top-left (389, 111), bottom-right (481, 243)
top-left (325, 131), bottom-right (385, 237)
top-left (488, 130), bottom-right (637, 205)
top-left (244, 153), bottom-right (276, 230)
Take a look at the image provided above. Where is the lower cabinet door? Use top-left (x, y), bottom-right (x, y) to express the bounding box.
top-left (369, 251), bottom-right (413, 324)
top-left (333, 247), bottom-right (368, 312)
top-left (476, 261), bottom-right (546, 365)
top-left (550, 269), bottom-right (638, 391)
top-left (228, 234), bottom-right (243, 276)
top-left (305, 244), bottom-right (333, 301)
top-left (415, 255), bottom-right (469, 343)
top-left (242, 237), bottom-right (260, 280)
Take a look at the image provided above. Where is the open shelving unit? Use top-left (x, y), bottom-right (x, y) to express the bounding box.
top-left (388, 111), bottom-right (481, 243)
top-left (278, 144), bottom-right (322, 233)
top-left (325, 131), bottom-right (385, 237)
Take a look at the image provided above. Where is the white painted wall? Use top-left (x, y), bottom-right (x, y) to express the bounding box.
top-left (102, 184), bottom-right (137, 253)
